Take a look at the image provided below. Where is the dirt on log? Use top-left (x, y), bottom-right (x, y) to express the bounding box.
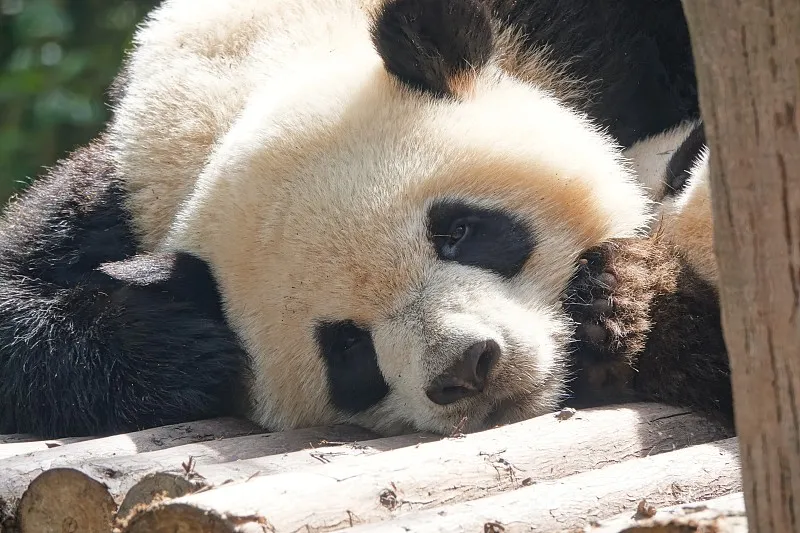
top-left (584, 492), bottom-right (748, 532)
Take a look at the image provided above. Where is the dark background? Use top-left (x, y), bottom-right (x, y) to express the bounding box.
top-left (0, 0), bottom-right (159, 205)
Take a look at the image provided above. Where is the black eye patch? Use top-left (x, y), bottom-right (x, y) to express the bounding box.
top-left (315, 320), bottom-right (389, 413)
top-left (427, 200), bottom-right (535, 278)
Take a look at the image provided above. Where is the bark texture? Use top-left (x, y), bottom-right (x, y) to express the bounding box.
top-left (682, 1), bottom-right (800, 532)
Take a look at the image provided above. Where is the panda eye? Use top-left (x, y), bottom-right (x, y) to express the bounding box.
top-left (341, 334), bottom-right (363, 351)
top-left (447, 221), bottom-right (469, 245)
top-left (427, 200), bottom-right (536, 279)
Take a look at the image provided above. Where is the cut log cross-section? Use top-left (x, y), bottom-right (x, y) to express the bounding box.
top-left (7, 423), bottom-right (380, 533)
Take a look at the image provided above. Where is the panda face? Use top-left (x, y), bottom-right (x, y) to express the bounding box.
top-left (122, 0), bottom-right (652, 435)
top-left (315, 195), bottom-right (572, 435)
top-left (166, 81), bottom-right (649, 433)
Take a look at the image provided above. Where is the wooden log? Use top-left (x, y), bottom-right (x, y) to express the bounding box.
top-left (584, 492), bottom-right (747, 532)
top-left (0, 437), bottom-right (93, 460)
top-left (342, 439), bottom-right (741, 533)
top-left (9, 424), bottom-right (378, 533)
top-left (116, 431), bottom-right (434, 519)
top-left (0, 434), bottom-right (38, 444)
top-left (17, 469), bottom-right (117, 533)
top-left (122, 403), bottom-right (734, 533)
top-left (80, 423), bottom-right (376, 501)
top-left (682, 1), bottom-right (800, 532)
top-left (0, 417), bottom-right (261, 530)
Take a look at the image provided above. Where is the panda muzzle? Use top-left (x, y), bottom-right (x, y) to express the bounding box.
top-left (424, 339), bottom-right (501, 405)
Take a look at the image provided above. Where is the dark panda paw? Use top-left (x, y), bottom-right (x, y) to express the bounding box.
top-left (562, 239), bottom-right (661, 405)
top-left (561, 236), bottom-right (733, 425)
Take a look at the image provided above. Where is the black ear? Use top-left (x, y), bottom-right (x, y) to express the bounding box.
top-left (371, 0), bottom-right (494, 97)
top-left (664, 121), bottom-right (707, 197)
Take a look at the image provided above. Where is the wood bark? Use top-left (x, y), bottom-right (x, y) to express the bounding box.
top-left (0, 435), bottom-right (37, 445)
top-left (116, 431), bottom-right (433, 519)
top-left (125, 437), bottom-right (740, 533)
top-left (584, 492), bottom-right (747, 532)
top-left (122, 403), bottom-right (733, 533)
top-left (682, 1), bottom-right (800, 532)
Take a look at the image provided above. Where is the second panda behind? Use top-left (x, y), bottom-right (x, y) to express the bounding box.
top-left (0, 0), bottom-right (728, 438)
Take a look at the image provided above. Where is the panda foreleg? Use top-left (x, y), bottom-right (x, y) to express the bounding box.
top-left (0, 142), bottom-right (249, 438)
top-left (563, 237), bottom-right (733, 426)
top-left (0, 255), bottom-right (250, 438)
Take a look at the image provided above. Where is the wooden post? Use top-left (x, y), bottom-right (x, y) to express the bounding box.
top-left (681, 1), bottom-right (800, 532)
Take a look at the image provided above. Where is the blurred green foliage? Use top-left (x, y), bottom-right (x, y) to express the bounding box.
top-left (0, 0), bottom-right (159, 205)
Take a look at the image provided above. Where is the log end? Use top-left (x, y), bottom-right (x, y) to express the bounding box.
top-left (117, 472), bottom-right (207, 520)
top-left (123, 502), bottom-right (262, 533)
top-left (18, 467), bottom-right (116, 533)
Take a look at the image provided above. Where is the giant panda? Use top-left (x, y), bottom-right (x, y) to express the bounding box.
top-left (0, 0), bottom-right (725, 439)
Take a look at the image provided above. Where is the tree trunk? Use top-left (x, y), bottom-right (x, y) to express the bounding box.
top-left (682, 1), bottom-right (800, 532)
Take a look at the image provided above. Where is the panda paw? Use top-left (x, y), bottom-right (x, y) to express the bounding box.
top-left (562, 238), bottom-right (662, 404)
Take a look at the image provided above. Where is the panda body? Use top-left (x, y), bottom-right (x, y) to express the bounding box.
top-left (0, 0), bottom-right (717, 438)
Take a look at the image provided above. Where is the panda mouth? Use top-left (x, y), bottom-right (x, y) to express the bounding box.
top-left (483, 396), bottom-right (523, 428)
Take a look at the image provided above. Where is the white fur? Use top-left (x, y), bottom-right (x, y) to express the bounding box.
top-left (623, 121), bottom-right (717, 288)
top-left (623, 120), bottom-right (699, 202)
top-left (108, 0), bottom-right (654, 435)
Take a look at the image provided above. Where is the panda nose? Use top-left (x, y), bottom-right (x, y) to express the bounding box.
top-left (425, 340), bottom-right (501, 406)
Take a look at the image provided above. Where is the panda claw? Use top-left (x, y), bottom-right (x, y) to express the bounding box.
top-left (562, 239), bottom-right (660, 405)
top-left (591, 297), bottom-right (613, 315)
top-left (595, 272), bottom-right (618, 291)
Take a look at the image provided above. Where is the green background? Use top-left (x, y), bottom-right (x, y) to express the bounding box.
top-left (0, 0), bottom-right (159, 206)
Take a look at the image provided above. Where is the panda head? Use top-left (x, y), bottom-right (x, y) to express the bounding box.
top-left (164, 0), bottom-right (652, 435)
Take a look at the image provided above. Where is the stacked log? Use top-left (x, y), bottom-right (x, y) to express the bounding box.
top-left (0, 403), bottom-right (739, 533)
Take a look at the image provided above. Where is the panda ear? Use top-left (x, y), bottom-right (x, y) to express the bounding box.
top-left (371, 0), bottom-right (494, 98)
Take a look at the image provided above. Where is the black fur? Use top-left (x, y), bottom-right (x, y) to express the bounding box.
top-left (637, 261), bottom-right (732, 425)
top-left (0, 140), bottom-right (249, 438)
top-left (488, 0), bottom-right (699, 147)
top-left (664, 121), bottom-right (707, 197)
top-left (427, 200), bottom-right (535, 278)
top-left (372, 0), bottom-right (494, 97)
top-left (315, 320), bottom-right (389, 413)
top-left (562, 238), bottom-right (732, 427)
